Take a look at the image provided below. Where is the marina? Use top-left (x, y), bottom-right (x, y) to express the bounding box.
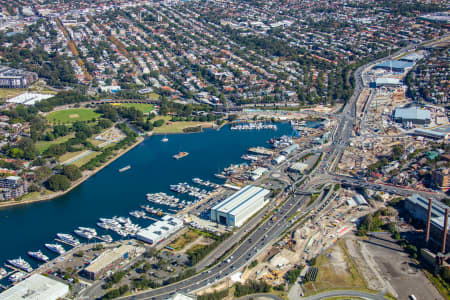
top-left (230, 122), bottom-right (277, 131)
top-left (0, 123), bottom-right (293, 286)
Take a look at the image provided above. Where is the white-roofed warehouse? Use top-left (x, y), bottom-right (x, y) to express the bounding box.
top-left (0, 274), bottom-right (69, 300)
top-left (210, 185), bottom-right (270, 227)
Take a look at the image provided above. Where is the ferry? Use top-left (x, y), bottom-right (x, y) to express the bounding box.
top-left (173, 152), bottom-right (189, 159)
top-left (28, 250), bottom-right (49, 263)
top-left (9, 271), bottom-right (26, 283)
top-left (45, 243), bottom-right (65, 255)
top-left (7, 257), bottom-right (33, 273)
top-left (56, 233), bottom-right (80, 246)
top-left (119, 165), bottom-right (131, 172)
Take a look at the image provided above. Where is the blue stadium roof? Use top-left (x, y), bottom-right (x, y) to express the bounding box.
top-left (374, 60), bottom-right (414, 70)
top-left (394, 107), bottom-right (431, 121)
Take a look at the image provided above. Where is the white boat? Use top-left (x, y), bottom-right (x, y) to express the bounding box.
top-left (97, 222), bottom-right (110, 230)
top-left (27, 250), bottom-right (49, 263)
top-left (45, 243), bottom-right (65, 255)
top-left (74, 229), bottom-right (96, 239)
top-left (56, 233), bottom-right (80, 246)
top-left (7, 257), bottom-right (33, 273)
top-left (161, 137), bottom-right (168, 142)
top-left (0, 267), bottom-right (7, 279)
top-left (9, 271), bottom-right (26, 283)
top-left (119, 165), bottom-right (131, 172)
top-left (100, 235), bottom-right (113, 243)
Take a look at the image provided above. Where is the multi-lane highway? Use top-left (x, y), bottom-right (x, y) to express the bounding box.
top-left (118, 40), bottom-right (444, 299)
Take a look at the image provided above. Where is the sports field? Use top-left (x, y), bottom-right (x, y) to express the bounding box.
top-left (110, 103), bottom-right (155, 113)
top-left (46, 108), bottom-right (101, 124)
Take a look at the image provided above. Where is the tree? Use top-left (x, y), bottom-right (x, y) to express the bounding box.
top-left (36, 166), bottom-right (52, 181)
top-left (47, 174), bottom-right (71, 191)
top-left (62, 165), bottom-right (82, 181)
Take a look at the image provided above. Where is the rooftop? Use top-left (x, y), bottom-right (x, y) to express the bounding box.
top-left (212, 185), bottom-right (270, 215)
top-left (394, 107), bottom-right (431, 121)
top-left (84, 244), bottom-right (135, 274)
top-left (375, 60), bottom-right (414, 70)
top-left (0, 274), bottom-right (69, 300)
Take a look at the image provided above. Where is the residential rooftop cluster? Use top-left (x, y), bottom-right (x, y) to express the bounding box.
top-left (0, 0), bottom-right (446, 107)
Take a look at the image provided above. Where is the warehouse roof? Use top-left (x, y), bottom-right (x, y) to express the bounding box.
top-left (394, 107), bottom-right (431, 121)
top-left (400, 52), bottom-right (424, 62)
top-left (375, 77), bottom-right (401, 85)
top-left (374, 60), bottom-right (414, 70)
top-left (0, 274), bottom-right (69, 300)
top-left (406, 194), bottom-right (447, 218)
top-left (85, 245), bottom-right (134, 274)
top-left (212, 185), bottom-right (270, 215)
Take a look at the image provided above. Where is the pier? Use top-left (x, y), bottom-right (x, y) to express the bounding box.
top-left (55, 238), bottom-right (79, 248)
top-left (142, 215), bottom-right (159, 222)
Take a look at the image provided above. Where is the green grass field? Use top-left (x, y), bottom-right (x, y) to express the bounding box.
top-left (71, 151), bottom-right (101, 167)
top-left (46, 108), bottom-right (101, 124)
top-left (110, 103), bottom-right (155, 113)
top-left (152, 116), bottom-right (212, 134)
top-left (36, 133), bottom-right (75, 153)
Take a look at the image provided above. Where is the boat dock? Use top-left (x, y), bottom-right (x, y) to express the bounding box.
top-left (95, 236), bottom-right (110, 243)
top-left (142, 215), bottom-right (159, 222)
top-left (55, 238), bottom-right (79, 248)
top-left (4, 264), bottom-right (23, 273)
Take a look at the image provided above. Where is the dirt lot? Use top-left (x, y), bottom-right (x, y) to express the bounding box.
top-left (363, 232), bottom-right (443, 300)
top-left (302, 239), bottom-right (367, 294)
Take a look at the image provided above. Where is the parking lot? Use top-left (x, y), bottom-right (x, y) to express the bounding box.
top-left (364, 232), bottom-right (443, 300)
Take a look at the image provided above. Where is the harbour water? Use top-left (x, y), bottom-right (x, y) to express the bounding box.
top-left (0, 123), bottom-right (292, 270)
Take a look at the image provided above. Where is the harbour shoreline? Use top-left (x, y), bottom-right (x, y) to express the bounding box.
top-left (0, 136), bottom-right (145, 210)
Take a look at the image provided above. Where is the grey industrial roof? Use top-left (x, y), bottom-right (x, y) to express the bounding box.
top-left (374, 60), bottom-right (414, 70)
top-left (212, 185), bottom-right (270, 215)
top-left (394, 107), bottom-right (431, 121)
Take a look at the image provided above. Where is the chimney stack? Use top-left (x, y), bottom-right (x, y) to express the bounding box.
top-left (426, 198), bottom-right (433, 243)
top-left (442, 208), bottom-right (449, 254)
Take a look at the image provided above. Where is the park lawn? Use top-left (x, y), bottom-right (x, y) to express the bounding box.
top-left (36, 133), bottom-right (75, 153)
top-left (152, 116), bottom-right (212, 134)
top-left (303, 240), bottom-right (367, 295)
top-left (46, 108), bottom-right (101, 124)
top-left (71, 151), bottom-right (101, 167)
top-left (58, 150), bottom-right (86, 164)
top-left (168, 230), bottom-right (200, 251)
top-left (110, 103), bottom-right (154, 113)
top-left (87, 138), bottom-right (105, 147)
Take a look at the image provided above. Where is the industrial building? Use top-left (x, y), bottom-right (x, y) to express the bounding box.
top-left (404, 194), bottom-right (450, 253)
top-left (0, 274), bottom-right (69, 300)
top-left (272, 155), bottom-right (286, 165)
top-left (0, 66), bottom-right (38, 88)
top-left (250, 167), bottom-right (268, 181)
top-left (393, 107), bottom-right (431, 125)
top-left (281, 143), bottom-right (299, 155)
top-left (84, 244), bottom-right (137, 280)
top-left (136, 215), bottom-right (183, 244)
top-left (413, 128), bottom-right (448, 140)
top-left (433, 168), bottom-right (450, 191)
top-left (373, 60), bottom-right (414, 73)
top-left (289, 162), bottom-right (309, 174)
top-left (210, 185), bottom-right (270, 227)
top-left (372, 77), bottom-right (402, 88)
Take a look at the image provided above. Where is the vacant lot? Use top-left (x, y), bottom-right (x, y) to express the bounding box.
top-left (110, 103), bottom-right (155, 113)
top-left (363, 232), bottom-right (444, 300)
top-left (303, 240), bottom-right (368, 295)
top-left (168, 230), bottom-right (201, 251)
top-left (152, 116), bottom-right (213, 134)
top-left (46, 108), bottom-right (101, 124)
